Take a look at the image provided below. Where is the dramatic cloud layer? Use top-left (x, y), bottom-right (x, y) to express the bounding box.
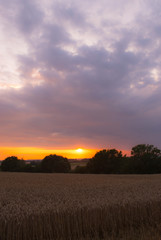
top-left (0, 0), bottom-right (161, 151)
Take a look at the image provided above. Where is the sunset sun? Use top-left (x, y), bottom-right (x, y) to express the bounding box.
top-left (76, 148), bottom-right (83, 153)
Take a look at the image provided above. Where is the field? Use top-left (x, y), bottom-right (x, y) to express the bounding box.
top-left (0, 173), bottom-right (161, 240)
top-left (70, 160), bottom-right (88, 170)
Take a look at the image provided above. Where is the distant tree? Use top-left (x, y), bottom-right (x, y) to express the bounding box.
top-left (1, 156), bottom-right (25, 172)
top-left (41, 154), bottom-right (71, 173)
top-left (87, 149), bottom-right (124, 174)
top-left (130, 144), bottom-right (161, 174)
top-left (73, 165), bottom-right (88, 174)
top-left (23, 161), bottom-right (41, 173)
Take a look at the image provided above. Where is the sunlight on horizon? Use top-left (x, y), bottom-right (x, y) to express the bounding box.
top-left (0, 147), bottom-right (97, 160)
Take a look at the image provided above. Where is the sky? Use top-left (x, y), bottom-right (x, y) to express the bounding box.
top-left (0, 0), bottom-right (161, 159)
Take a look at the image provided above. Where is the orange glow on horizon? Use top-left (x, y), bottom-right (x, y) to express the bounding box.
top-left (0, 147), bottom-right (131, 161)
top-left (0, 147), bottom-right (97, 160)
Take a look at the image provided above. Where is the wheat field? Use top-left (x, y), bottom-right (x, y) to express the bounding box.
top-left (0, 173), bottom-right (161, 240)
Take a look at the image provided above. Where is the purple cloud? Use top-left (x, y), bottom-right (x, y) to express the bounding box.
top-left (0, 0), bottom-right (161, 151)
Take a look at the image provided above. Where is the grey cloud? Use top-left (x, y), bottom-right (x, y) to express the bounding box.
top-left (53, 4), bottom-right (87, 28)
top-left (39, 24), bottom-right (72, 46)
top-left (16, 0), bottom-right (44, 33)
top-left (0, 0), bottom-right (44, 35)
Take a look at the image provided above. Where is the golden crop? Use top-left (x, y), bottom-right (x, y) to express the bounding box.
top-left (0, 173), bottom-right (161, 239)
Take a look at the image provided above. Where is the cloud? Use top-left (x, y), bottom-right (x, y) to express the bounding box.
top-left (17, 1), bottom-right (44, 34)
top-left (0, 0), bottom-right (161, 151)
top-left (53, 4), bottom-right (87, 28)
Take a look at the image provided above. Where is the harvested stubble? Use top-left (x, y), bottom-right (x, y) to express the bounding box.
top-left (0, 173), bottom-right (161, 240)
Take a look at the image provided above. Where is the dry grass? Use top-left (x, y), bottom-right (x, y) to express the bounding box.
top-left (0, 173), bottom-right (161, 239)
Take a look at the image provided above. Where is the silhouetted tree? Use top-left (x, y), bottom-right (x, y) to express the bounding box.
top-left (1, 156), bottom-right (25, 172)
top-left (87, 149), bottom-right (124, 174)
top-left (131, 144), bottom-right (161, 158)
top-left (41, 154), bottom-right (71, 173)
top-left (130, 144), bottom-right (161, 174)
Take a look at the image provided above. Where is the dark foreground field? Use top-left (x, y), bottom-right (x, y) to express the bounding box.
top-left (0, 173), bottom-right (161, 240)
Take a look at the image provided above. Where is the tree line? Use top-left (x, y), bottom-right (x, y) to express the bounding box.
top-left (1, 144), bottom-right (161, 174)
